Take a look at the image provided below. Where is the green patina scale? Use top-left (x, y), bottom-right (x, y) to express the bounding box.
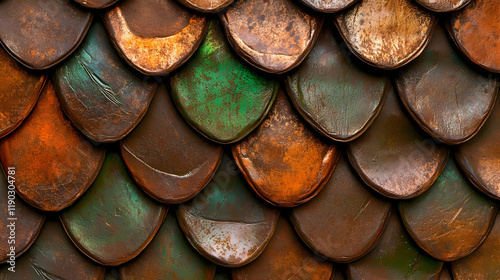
top-left (170, 19), bottom-right (278, 144)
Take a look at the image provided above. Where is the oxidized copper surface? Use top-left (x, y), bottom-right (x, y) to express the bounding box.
top-left (0, 81), bottom-right (105, 212)
top-left (299, 0), bottom-right (358, 13)
top-left (103, 0), bottom-right (208, 75)
top-left (221, 0), bottom-right (323, 74)
top-left (177, 0), bottom-right (233, 13)
top-left (75, 0), bottom-right (119, 9)
top-left (335, 0), bottom-right (437, 69)
top-left (416, 0), bottom-right (472, 12)
top-left (232, 89), bottom-right (340, 207)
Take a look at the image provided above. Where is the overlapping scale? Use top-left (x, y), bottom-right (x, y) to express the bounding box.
top-left (416, 0), bottom-right (472, 12)
top-left (74, 0), bottom-right (119, 9)
top-left (298, 0), bottom-right (359, 13)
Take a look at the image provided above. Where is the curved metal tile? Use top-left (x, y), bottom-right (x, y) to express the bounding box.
top-left (75, 0), bottom-right (119, 9)
top-left (415, 0), bottom-right (472, 12)
top-left (177, 0), bottom-right (233, 13)
top-left (298, 0), bottom-right (359, 13)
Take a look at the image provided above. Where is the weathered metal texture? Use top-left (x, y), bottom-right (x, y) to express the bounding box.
top-left (290, 154), bottom-right (392, 263)
top-left (347, 213), bottom-right (443, 280)
top-left (170, 20), bottom-right (278, 144)
top-left (395, 24), bottom-right (499, 145)
top-left (347, 85), bottom-right (449, 199)
top-left (232, 217), bottom-right (335, 280)
top-left (54, 22), bottom-right (157, 143)
top-left (452, 212), bottom-right (500, 279)
top-left (0, 46), bottom-right (46, 139)
top-left (177, 0), bottom-right (233, 13)
top-left (334, 0), bottom-right (437, 70)
top-left (0, 81), bottom-right (105, 212)
top-left (0, 220), bottom-right (105, 280)
top-left (448, 0), bottom-right (500, 73)
top-left (416, 0), bottom-right (472, 12)
top-left (332, 270), bottom-right (346, 280)
top-left (121, 84), bottom-right (223, 204)
top-left (60, 152), bottom-right (167, 266)
top-left (176, 152), bottom-right (280, 267)
top-left (119, 211), bottom-right (216, 280)
top-left (0, 0), bottom-right (92, 70)
top-left (298, 0), bottom-right (359, 13)
top-left (439, 266), bottom-right (453, 280)
top-left (286, 26), bottom-right (389, 142)
top-left (0, 165), bottom-right (44, 263)
top-left (220, 0), bottom-right (323, 74)
top-left (102, 0), bottom-right (208, 76)
top-left (455, 93), bottom-right (500, 200)
top-left (232, 89), bottom-right (339, 207)
top-left (75, 0), bottom-right (119, 9)
top-left (399, 157), bottom-right (498, 261)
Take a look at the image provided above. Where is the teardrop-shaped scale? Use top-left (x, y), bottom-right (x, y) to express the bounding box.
top-left (0, 47), bottom-right (46, 138)
top-left (347, 213), bottom-right (443, 280)
top-left (0, 0), bottom-right (92, 70)
top-left (119, 211), bottom-right (216, 280)
top-left (74, 0), bottom-right (119, 9)
top-left (290, 154), bottom-right (392, 262)
top-left (220, 0), bottom-right (323, 74)
top-left (176, 152), bottom-right (280, 267)
top-left (177, 0), bottom-right (233, 13)
top-left (60, 152), bottom-right (167, 266)
top-left (399, 157), bottom-right (497, 261)
top-left (170, 20), bottom-right (277, 144)
top-left (286, 26), bottom-right (389, 142)
top-left (121, 84), bottom-right (222, 204)
top-left (232, 217), bottom-right (334, 280)
top-left (298, 0), bottom-right (358, 13)
top-left (395, 24), bottom-right (498, 145)
top-left (54, 22), bottom-right (157, 143)
top-left (448, 0), bottom-right (500, 73)
top-left (102, 0), bottom-right (208, 75)
top-left (0, 81), bottom-right (105, 212)
top-left (416, 0), bottom-right (471, 12)
top-left (0, 220), bottom-right (105, 279)
top-left (334, 0), bottom-right (437, 69)
top-left (232, 89), bottom-right (340, 207)
top-left (347, 86), bottom-right (449, 199)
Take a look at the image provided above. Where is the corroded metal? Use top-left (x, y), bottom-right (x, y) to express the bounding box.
top-left (221, 0), bottom-right (323, 74)
top-left (103, 0), bottom-right (208, 75)
top-left (335, 0), bottom-right (437, 70)
top-left (0, 81), bottom-right (105, 212)
top-left (298, 0), bottom-right (359, 13)
top-left (121, 84), bottom-right (223, 204)
top-left (416, 0), bottom-right (472, 12)
top-left (177, 0), bottom-right (233, 13)
top-left (75, 0), bottom-right (119, 9)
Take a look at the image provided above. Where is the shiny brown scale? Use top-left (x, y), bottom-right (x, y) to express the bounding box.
top-left (74, 0), bottom-right (119, 9)
top-left (177, 0), bottom-right (234, 13)
top-left (416, 0), bottom-right (472, 12)
top-left (299, 0), bottom-right (359, 13)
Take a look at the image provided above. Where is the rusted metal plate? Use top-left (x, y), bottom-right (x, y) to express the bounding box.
top-left (119, 211), bottom-right (216, 280)
top-left (232, 217), bottom-right (334, 280)
top-left (395, 24), bottom-right (499, 145)
top-left (347, 85), bottom-right (449, 199)
top-left (176, 152), bottom-right (280, 267)
top-left (298, 0), bottom-right (358, 13)
top-left (0, 220), bottom-right (105, 280)
top-left (60, 152), bottom-right (167, 266)
top-left (452, 212), bottom-right (500, 279)
top-left (347, 213), bottom-right (443, 280)
top-left (399, 157), bottom-right (497, 261)
top-left (0, 0), bottom-right (92, 70)
top-left (335, 0), bottom-right (437, 70)
top-left (121, 84), bottom-right (223, 204)
top-left (75, 0), bottom-right (119, 9)
top-left (102, 0), bottom-right (208, 75)
top-left (286, 26), bottom-right (389, 142)
top-left (220, 0), bottom-right (323, 74)
top-left (448, 0), bottom-right (500, 73)
top-left (170, 19), bottom-right (277, 144)
top-left (455, 94), bottom-right (500, 200)
top-left (177, 0), bottom-right (233, 13)
top-left (54, 22), bottom-right (157, 143)
top-left (232, 89), bottom-right (339, 207)
top-left (290, 154), bottom-right (392, 262)
top-left (0, 165), bottom-right (44, 263)
top-left (0, 81), bottom-right (105, 212)
top-left (416, 0), bottom-right (472, 12)
top-left (0, 46), bottom-right (46, 138)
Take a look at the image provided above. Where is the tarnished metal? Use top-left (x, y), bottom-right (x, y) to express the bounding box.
top-left (75, 0), bottom-right (119, 9)
top-left (416, 0), bottom-right (472, 12)
top-left (177, 0), bottom-right (233, 13)
top-left (298, 0), bottom-right (359, 13)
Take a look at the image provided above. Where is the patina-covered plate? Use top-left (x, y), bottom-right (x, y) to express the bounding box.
top-left (286, 26), bottom-right (389, 142)
top-left (232, 217), bottom-right (335, 280)
top-left (335, 0), bottom-right (437, 69)
top-left (347, 86), bottom-right (449, 199)
top-left (170, 19), bottom-right (277, 144)
top-left (396, 24), bottom-right (498, 145)
top-left (75, 0), bottom-right (119, 9)
top-left (0, 0), bottom-right (92, 70)
top-left (399, 157), bottom-right (497, 261)
top-left (177, 0), bottom-right (233, 13)
top-left (121, 84), bottom-right (223, 204)
top-left (290, 154), bottom-right (392, 262)
top-left (176, 152), bottom-right (280, 267)
top-left (103, 0), bottom-right (208, 75)
top-left (416, 0), bottom-right (472, 12)
top-left (298, 0), bottom-right (358, 13)
top-left (0, 81), bottom-right (105, 212)
top-left (220, 0), bottom-right (323, 74)
top-left (232, 89), bottom-right (340, 207)
top-left (60, 152), bottom-right (167, 266)
top-left (54, 22), bottom-right (157, 143)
